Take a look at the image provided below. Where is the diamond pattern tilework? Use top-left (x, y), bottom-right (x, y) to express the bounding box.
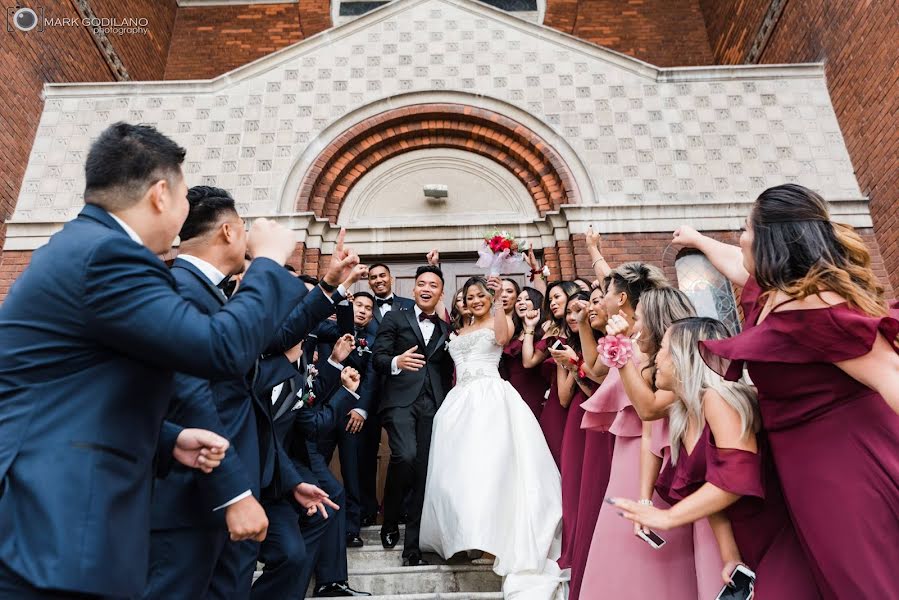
top-left (14, 0), bottom-right (860, 222)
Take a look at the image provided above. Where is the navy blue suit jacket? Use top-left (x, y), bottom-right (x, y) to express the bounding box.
top-left (0, 205), bottom-right (306, 596)
top-left (317, 306), bottom-right (378, 414)
top-left (150, 258), bottom-right (334, 529)
top-left (371, 294), bottom-right (415, 329)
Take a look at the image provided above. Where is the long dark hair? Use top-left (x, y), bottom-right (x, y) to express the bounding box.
top-left (750, 183), bottom-right (886, 316)
top-left (543, 280), bottom-right (581, 338)
top-left (515, 286), bottom-right (545, 338)
top-left (450, 289), bottom-right (468, 331)
top-left (502, 278), bottom-right (523, 334)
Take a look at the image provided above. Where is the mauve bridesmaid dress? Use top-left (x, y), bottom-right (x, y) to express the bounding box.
top-left (558, 384), bottom-right (588, 568)
top-left (536, 336), bottom-right (568, 468)
top-left (501, 337), bottom-right (547, 420)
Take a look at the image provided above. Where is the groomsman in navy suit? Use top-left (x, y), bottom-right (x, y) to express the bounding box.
top-left (254, 275), bottom-right (369, 598)
top-left (317, 288), bottom-right (379, 546)
top-left (359, 263), bottom-right (415, 525)
top-left (143, 186), bottom-right (353, 600)
top-left (0, 123), bottom-right (325, 599)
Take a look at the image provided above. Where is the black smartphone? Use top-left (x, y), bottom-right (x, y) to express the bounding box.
top-left (635, 528), bottom-right (666, 549)
top-left (550, 339), bottom-right (563, 351)
top-left (715, 564), bottom-right (756, 600)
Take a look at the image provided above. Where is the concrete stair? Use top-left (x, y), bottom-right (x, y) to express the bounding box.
top-left (308, 525), bottom-right (503, 598)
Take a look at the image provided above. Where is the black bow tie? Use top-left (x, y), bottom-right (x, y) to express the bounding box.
top-left (376, 297), bottom-right (393, 307)
top-left (216, 275), bottom-right (232, 290)
top-left (418, 312), bottom-right (440, 325)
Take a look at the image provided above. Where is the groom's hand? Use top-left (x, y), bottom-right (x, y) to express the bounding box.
top-left (173, 428), bottom-right (229, 473)
top-left (395, 345), bottom-right (426, 372)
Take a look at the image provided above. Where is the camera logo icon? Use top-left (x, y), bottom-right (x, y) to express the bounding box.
top-left (6, 6), bottom-right (44, 32)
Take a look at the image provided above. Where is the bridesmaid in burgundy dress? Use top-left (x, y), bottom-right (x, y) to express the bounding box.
top-left (500, 287), bottom-right (547, 419)
top-left (672, 183), bottom-right (899, 598)
top-left (549, 291), bottom-right (593, 568)
top-left (613, 317), bottom-right (820, 598)
top-left (522, 280), bottom-right (581, 466)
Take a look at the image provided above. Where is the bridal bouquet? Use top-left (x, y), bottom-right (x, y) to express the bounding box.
top-left (476, 229), bottom-right (530, 276)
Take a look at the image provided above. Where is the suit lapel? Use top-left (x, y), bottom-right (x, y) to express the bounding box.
top-left (427, 319), bottom-right (449, 358)
top-left (172, 258), bottom-right (226, 306)
top-left (404, 309), bottom-right (427, 350)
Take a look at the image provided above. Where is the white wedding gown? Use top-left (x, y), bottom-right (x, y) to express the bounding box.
top-left (420, 328), bottom-right (569, 600)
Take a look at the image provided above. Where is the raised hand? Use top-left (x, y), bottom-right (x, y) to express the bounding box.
top-left (294, 482), bottom-right (341, 518)
top-left (225, 494), bottom-right (269, 541)
top-left (322, 228), bottom-right (360, 287)
top-left (605, 310), bottom-right (630, 337)
top-left (396, 345), bottom-right (426, 372)
top-left (246, 218), bottom-right (295, 266)
top-left (585, 225), bottom-right (602, 251)
top-left (526, 247), bottom-right (540, 271)
top-left (568, 298), bottom-right (588, 323)
top-left (342, 264), bottom-right (369, 288)
top-left (671, 225), bottom-right (704, 249)
top-left (346, 409), bottom-right (366, 434)
top-left (341, 366), bottom-right (361, 393)
top-left (486, 275), bottom-right (502, 295)
top-left (330, 334), bottom-right (356, 364)
top-left (173, 428), bottom-right (229, 473)
top-left (524, 309), bottom-right (541, 329)
top-left (426, 248), bottom-right (440, 266)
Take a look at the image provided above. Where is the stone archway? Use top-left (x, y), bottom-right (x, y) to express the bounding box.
top-left (294, 103), bottom-right (581, 221)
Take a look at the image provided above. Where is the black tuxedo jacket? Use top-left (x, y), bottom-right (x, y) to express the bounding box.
top-left (371, 309), bottom-right (454, 413)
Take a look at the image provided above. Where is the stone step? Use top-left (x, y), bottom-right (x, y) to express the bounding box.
top-left (360, 524), bottom-right (404, 546)
top-left (311, 565), bottom-right (501, 596)
top-left (347, 545), bottom-right (450, 567)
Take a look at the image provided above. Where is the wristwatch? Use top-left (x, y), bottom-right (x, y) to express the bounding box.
top-left (319, 280), bottom-right (338, 293)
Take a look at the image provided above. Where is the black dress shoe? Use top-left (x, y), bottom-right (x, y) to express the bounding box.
top-left (313, 582), bottom-right (372, 596)
top-left (402, 553), bottom-right (430, 567)
top-left (346, 534), bottom-right (364, 548)
top-left (380, 525), bottom-right (399, 549)
top-left (360, 514), bottom-right (377, 528)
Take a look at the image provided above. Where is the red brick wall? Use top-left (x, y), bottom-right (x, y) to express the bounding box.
top-left (164, 3), bottom-right (305, 80)
top-left (91, 0), bottom-right (179, 81)
top-left (698, 0), bottom-right (769, 65)
top-left (698, 0), bottom-right (899, 294)
top-left (0, 0), bottom-right (115, 253)
top-left (546, 0), bottom-right (715, 67)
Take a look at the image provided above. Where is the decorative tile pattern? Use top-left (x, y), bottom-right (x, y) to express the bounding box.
top-left (14, 0), bottom-right (861, 223)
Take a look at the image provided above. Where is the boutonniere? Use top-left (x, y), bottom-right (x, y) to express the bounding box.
top-left (355, 337), bottom-right (372, 357)
top-left (297, 389), bottom-right (316, 408)
top-left (305, 364), bottom-right (318, 391)
top-left (444, 340), bottom-right (450, 352)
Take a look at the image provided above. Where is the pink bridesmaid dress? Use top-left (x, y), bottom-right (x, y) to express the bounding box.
top-left (577, 366), bottom-right (698, 599)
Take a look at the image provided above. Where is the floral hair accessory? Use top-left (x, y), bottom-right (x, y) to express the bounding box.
top-left (596, 334), bottom-right (634, 369)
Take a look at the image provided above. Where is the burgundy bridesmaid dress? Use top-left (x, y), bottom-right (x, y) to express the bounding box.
top-left (702, 277), bottom-right (899, 599)
top-left (501, 338), bottom-right (548, 420)
top-left (536, 336), bottom-right (568, 467)
top-left (656, 425), bottom-right (820, 598)
top-left (558, 385), bottom-right (589, 568)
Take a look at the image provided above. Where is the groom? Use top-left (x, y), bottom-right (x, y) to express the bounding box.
top-left (371, 265), bottom-right (454, 566)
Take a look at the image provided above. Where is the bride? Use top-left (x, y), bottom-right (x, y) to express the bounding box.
top-left (420, 275), bottom-right (568, 599)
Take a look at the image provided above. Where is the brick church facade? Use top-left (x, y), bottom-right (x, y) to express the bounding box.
top-left (1, 0), bottom-right (895, 304)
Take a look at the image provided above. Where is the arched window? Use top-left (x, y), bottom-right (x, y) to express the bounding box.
top-left (675, 251), bottom-right (741, 334)
top-left (333, 0), bottom-right (546, 25)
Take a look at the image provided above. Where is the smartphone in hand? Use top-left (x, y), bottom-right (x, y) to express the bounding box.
top-left (550, 339), bottom-right (563, 351)
top-left (716, 564), bottom-right (755, 600)
top-left (635, 528), bottom-right (666, 550)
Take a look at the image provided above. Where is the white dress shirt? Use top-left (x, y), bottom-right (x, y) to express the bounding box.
top-left (377, 293), bottom-right (395, 318)
top-left (391, 305), bottom-right (437, 375)
top-left (108, 213), bottom-right (144, 245)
